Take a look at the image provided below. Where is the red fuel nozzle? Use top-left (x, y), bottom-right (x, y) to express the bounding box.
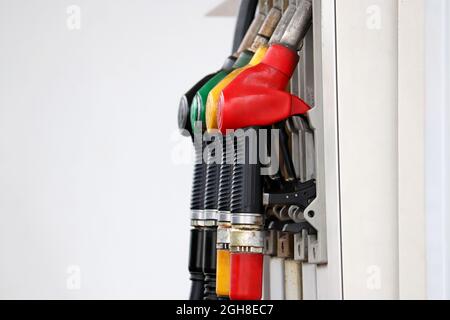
top-left (218, 44), bottom-right (310, 133)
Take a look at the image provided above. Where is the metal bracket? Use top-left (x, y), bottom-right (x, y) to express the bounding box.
top-left (294, 229), bottom-right (308, 261)
top-left (263, 180), bottom-right (316, 211)
top-left (277, 232), bottom-right (294, 259)
top-left (265, 229), bottom-right (278, 256)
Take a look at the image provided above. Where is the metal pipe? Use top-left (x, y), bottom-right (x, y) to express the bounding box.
top-left (249, 1), bottom-right (283, 52)
top-left (280, 0), bottom-right (313, 50)
top-left (269, 0), bottom-right (297, 45)
top-left (236, 0), bottom-right (267, 55)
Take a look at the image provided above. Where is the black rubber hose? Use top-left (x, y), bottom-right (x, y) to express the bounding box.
top-left (231, 128), bottom-right (263, 214)
top-left (202, 140), bottom-right (221, 300)
top-left (203, 227), bottom-right (218, 300)
top-left (188, 228), bottom-right (205, 300)
top-left (188, 142), bottom-right (207, 300)
top-left (191, 142), bottom-right (207, 212)
top-left (204, 139), bottom-right (221, 211)
top-left (218, 134), bottom-right (235, 213)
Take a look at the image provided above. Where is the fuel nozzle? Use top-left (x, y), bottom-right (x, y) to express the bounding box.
top-left (205, 0), bottom-right (297, 132)
top-left (179, 0), bottom-right (263, 135)
top-left (192, 1), bottom-right (284, 133)
top-left (218, 0), bottom-right (313, 133)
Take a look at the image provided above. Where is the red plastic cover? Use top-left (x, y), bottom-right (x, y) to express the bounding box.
top-left (218, 44), bottom-right (310, 133)
top-left (230, 252), bottom-right (264, 300)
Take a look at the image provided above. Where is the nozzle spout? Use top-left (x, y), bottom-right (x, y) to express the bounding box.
top-left (269, 2), bottom-right (297, 45)
top-left (279, 0), bottom-right (313, 50)
top-left (249, 6), bottom-right (283, 52)
top-left (236, 11), bottom-right (266, 55)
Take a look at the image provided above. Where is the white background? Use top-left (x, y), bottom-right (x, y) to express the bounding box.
top-left (0, 0), bottom-right (236, 299)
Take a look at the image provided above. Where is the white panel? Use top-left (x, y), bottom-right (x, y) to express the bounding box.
top-left (302, 263), bottom-right (318, 300)
top-left (284, 260), bottom-right (302, 300)
top-left (425, 0), bottom-right (450, 300)
top-left (397, 0), bottom-right (426, 300)
top-left (312, 0), bottom-right (343, 300)
top-left (269, 257), bottom-right (285, 300)
top-left (336, 0), bottom-right (399, 299)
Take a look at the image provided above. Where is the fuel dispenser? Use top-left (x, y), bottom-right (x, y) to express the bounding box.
top-left (179, 0), bottom-right (324, 301)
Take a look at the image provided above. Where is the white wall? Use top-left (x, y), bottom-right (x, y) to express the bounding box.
top-left (425, 0), bottom-right (450, 300)
top-left (0, 0), bottom-right (236, 299)
top-left (336, 0), bottom-right (400, 299)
